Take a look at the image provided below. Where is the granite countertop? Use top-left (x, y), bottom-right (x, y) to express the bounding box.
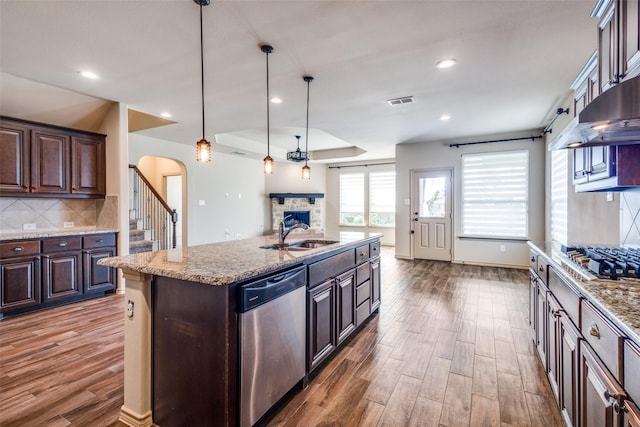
top-left (0, 227), bottom-right (119, 242)
top-left (99, 231), bottom-right (383, 286)
top-left (529, 241), bottom-right (640, 344)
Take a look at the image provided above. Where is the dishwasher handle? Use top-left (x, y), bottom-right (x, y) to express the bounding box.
top-left (239, 265), bottom-right (307, 312)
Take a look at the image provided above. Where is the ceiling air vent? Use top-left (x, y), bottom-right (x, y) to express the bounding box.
top-left (387, 96), bottom-right (415, 106)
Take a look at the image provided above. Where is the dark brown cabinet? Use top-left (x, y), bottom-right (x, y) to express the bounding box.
top-left (547, 294), bottom-right (562, 405)
top-left (336, 269), bottom-right (356, 345)
top-left (625, 401), bottom-right (640, 426)
top-left (0, 117), bottom-right (106, 199)
top-left (0, 120), bottom-right (30, 193)
top-left (559, 310), bottom-right (581, 427)
top-left (72, 135), bottom-right (105, 196)
top-left (623, 0), bottom-right (640, 75)
top-left (308, 279), bottom-right (336, 371)
top-left (536, 280), bottom-right (548, 370)
top-left (370, 256), bottom-right (381, 312)
top-left (580, 342), bottom-right (626, 427)
top-left (573, 144), bottom-right (640, 192)
top-left (0, 233), bottom-right (116, 318)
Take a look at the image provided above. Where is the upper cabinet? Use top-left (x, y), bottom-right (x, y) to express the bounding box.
top-left (594, 0), bottom-right (640, 93)
top-left (0, 117), bottom-right (106, 199)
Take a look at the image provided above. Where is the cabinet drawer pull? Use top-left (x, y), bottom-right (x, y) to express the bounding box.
top-left (12, 246), bottom-right (24, 252)
top-left (97, 238), bottom-right (105, 243)
top-left (539, 266), bottom-right (544, 272)
top-left (360, 252), bottom-right (365, 257)
top-left (58, 241), bottom-right (68, 247)
top-left (372, 247), bottom-right (377, 252)
top-left (589, 323), bottom-right (600, 338)
top-left (531, 256), bottom-right (535, 262)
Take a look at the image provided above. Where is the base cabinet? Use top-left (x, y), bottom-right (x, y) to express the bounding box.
top-left (0, 255), bottom-right (41, 312)
top-left (580, 342), bottom-right (626, 427)
top-left (336, 269), bottom-right (356, 344)
top-left (559, 310), bottom-right (581, 427)
top-left (42, 251), bottom-right (82, 302)
top-left (370, 257), bottom-right (381, 311)
top-left (308, 280), bottom-right (336, 371)
top-left (547, 295), bottom-right (562, 405)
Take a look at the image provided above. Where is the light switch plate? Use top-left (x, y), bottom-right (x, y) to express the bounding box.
top-left (606, 192), bottom-right (614, 202)
top-left (23, 223), bottom-right (36, 230)
top-left (198, 200), bottom-right (205, 206)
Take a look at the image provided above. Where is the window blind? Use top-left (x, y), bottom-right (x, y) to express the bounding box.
top-left (550, 149), bottom-right (568, 245)
top-left (461, 150), bottom-right (529, 238)
top-left (339, 173), bottom-right (365, 225)
top-left (369, 171), bottom-right (396, 226)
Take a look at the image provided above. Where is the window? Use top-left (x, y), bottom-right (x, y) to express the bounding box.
top-left (461, 150), bottom-right (529, 238)
top-left (339, 173), bottom-right (365, 225)
top-left (369, 171), bottom-right (396, 226)
top-left (550, 150), bottom-right (568, 244)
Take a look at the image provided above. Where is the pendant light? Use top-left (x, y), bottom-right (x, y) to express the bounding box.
top-left (302, 76), bottom-right (314, 180)
top-left (261, 44), bottom-right (274, 174)
top-left (286, 135), bottom-right (308, 162)
top-left (195, 0), bottom-right (212, 163)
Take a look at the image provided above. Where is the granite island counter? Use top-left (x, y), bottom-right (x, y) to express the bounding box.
top-left (99, 231), bottom-right (383, 427)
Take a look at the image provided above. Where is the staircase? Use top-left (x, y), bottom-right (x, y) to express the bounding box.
top-left (129, 216), bottom-right (157, 254)
top-left (128, 165), bottom-right (178, 255)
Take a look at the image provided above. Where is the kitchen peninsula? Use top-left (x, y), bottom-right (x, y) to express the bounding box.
top-left (99, 231), bottom-right (382, 427)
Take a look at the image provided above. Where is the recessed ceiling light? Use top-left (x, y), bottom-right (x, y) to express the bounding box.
top-left (436, 58), bottom-right (457, 69)
top-left (440, 114), bottom-right (451, 121)
top-left (79, 70), bottom-right (99, 79)
top-left (160, 112), bottom-right (172, 118)
top-left (270, 97), bottom-right (282, 104)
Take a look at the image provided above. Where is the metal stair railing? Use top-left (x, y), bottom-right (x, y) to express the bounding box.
top-left (129, 164), bottom-right (178, 250)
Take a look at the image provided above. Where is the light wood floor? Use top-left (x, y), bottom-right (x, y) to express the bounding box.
top-left (0, 248), bottom-right (562, 426)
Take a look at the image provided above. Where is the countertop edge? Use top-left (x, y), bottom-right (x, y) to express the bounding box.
top-left (528, 241), bottom-right (640, 345)
top-left (0, 228), bottom-right (119, 241)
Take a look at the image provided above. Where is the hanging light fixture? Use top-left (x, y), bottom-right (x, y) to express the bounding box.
top-left (261, 44), bottom-right (274, 174)
top-left (302, 75), bottom-right (314, 180)
top-left (286, 135), bottom-right (308, 162)
top-left (195, 0), bottom-right (212, 163)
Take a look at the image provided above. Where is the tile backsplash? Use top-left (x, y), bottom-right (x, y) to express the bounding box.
top-left (621, 189), bottom-right (640, 247)
top-left (0, 196), bottom-right (118, 232)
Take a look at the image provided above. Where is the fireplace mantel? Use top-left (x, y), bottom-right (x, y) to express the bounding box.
top-left (269, 193), bottom-right (325, 205)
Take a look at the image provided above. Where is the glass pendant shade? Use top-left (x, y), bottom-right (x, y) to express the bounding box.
top-left (196, 139), bottom-right (211, 163)
top-left (263, 155), bottom-right (274, 174)
top-left (302, 164), bottom-right (311, 180)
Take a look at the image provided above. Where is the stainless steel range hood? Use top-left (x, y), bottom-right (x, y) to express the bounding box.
top-left (549, 75), bottom-right (640, 150)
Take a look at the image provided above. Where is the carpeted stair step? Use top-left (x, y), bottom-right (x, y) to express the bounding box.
top-left (129, 240), bottom-right (154, 254)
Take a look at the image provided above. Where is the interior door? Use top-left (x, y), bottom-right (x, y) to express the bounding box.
top-left (412, 169), bottom-right (452, 261)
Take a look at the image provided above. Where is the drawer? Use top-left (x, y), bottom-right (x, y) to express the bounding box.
top-left (0, 240), bottom-right (40, 258)
top-left (356, 244), bottom-right (370, 264)
top-left (42, 236), bottom-right (82, 253)
top-left (624, 340), bottom-right (640, 400)
top-left (356, 262), bottom-right (370, 285)
top-left (83, 233), bottom-right (116, 249)
top-left (581, 301), bottom-right (624, 381)
top-left (356, 299), bottom-right (370, 327)
top-left (308, 249), bottom-right (355, 288)
top-left (369, 241), bottom-right (380, 258)
top-left (548, 267), bottom-right (581, 325)
top-left (529, 250), bottom-right (538, 271)
top-left (356, 281), bottom-right (370, 306)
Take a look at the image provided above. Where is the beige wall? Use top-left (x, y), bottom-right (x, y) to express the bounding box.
top-left (395, 134), bottom-right (545, 268)
top-left (129, 134), bottom-right (270, 245)
top-left (325, 160), bottom-right (396, 247)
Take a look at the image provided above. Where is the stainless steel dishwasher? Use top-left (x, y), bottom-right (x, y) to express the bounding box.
top-left (239, 265), bottom-right (307, 427)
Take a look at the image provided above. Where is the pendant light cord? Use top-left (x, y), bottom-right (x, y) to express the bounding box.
top-left (199, 2), bottom-right (205, 140)
top-left (304, 78), bottom-right (311, 167)
top-left (266, 50), bottom-right (270, 157)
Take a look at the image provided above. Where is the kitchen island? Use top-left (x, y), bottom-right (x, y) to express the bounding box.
top-left (99, 231), bottom-right (382, 427)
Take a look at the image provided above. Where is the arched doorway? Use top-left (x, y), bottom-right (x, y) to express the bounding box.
top-left (136, 156), bottom-right (187, 248)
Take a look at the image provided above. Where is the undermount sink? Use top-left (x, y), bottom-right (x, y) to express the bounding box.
top-left (260, 240), bottom-right (339, 251)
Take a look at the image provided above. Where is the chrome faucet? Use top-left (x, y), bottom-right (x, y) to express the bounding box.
top-left (279, 215), bottom-right (309, 245)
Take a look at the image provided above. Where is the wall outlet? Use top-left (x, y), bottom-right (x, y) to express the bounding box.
top-left (236, 233), bottom-right (243, 240)
top-left (499, 244), bottom-right (506, 253)
top-left (606, 192), bottom-right (614, 202)
top-left (63, 222), bottom-right (74, 228)
top-left (23, 223), bottom-right (36, 230)
top-left (198, 200), bottom-right (205, 206)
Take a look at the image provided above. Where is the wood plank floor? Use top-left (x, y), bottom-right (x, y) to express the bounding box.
top-left (0, 247), bottom-right (562, 426)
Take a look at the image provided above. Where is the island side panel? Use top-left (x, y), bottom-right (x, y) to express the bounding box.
top-left (152, 276), bottom-right (238, 427)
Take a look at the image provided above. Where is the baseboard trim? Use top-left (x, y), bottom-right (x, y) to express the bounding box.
top-left (119, 406), bottom-right (153, 427)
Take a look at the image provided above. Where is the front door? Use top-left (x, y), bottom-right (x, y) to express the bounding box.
top-left (412, 169), bottom-right (452, 261)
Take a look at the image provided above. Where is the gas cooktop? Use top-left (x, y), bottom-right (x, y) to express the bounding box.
top-left (561, 245), bottom-right (640, 281)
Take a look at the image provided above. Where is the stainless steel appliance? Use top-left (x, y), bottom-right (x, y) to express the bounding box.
top-left (239, 265), bottom-right (307, 427)
top-left (561, 245), bottom-right (640, 282)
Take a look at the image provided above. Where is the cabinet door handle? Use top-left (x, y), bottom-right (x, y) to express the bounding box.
top-left (360, 252), bottom-right (366, 257)
top-left (539, 266), bottom-right (544, 273)
top-left (372, 247), bottom-right (377, 252)
top-left (531, 256), bottom-right (536, 262)
top-left (12, 246), bottom-right (24, 252)
top-left (59, 241), bottom-right (68, 247)
top-left (589, 323), bottom-right (600, 339)
top-left (604, 390), bottom-right (618, 401)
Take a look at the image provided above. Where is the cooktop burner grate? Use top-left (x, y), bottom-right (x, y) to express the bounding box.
top-left (561, 245), bottom-right (640, 280)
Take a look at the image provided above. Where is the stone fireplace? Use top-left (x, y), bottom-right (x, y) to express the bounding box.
top-left (270, 193), bottom-right (324, 232)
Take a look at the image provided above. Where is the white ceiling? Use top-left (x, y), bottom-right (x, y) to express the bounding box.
top-left (0, 0), bottom-right (597, 162)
